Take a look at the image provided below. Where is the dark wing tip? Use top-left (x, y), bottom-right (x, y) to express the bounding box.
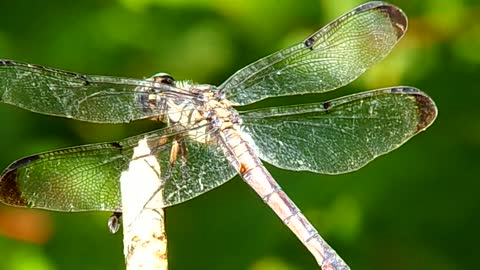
top-left (413, 91), bottom-right (437, 132)
top-left (380, 4), bottom-right (408, 39)
top-left (356, 2), bottom-right (408, 39)
top-left (390, 87), bottom-right (437, 132)
top-left (0, 155), bottom-right (40, 207)
top-left (0, 167), bottom-right (27, 207)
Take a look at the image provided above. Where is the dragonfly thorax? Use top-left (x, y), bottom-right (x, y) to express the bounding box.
top-left (163, 81), bottom-right (241, 144)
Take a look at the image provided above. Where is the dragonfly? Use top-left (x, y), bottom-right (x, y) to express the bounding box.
top-left (0, 2), bottom-right (436, 269)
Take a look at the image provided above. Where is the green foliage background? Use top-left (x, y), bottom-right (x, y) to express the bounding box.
top-left (0, 0), bottom-right (478, 269)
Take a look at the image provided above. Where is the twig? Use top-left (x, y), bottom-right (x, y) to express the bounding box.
top-left (120, 138), bottom-right (168, 270)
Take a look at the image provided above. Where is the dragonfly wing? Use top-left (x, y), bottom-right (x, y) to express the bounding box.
top-left (0, 60), bottom-right (177, 123)
top-left (220, 2), bottom-right (407, 105)
top-left (240, 87), bottom-right (437, 174)
top-left (0, 125), bottom-right (237, 211)
top-left (0, 142), bottom-right (128, 211)
top-left (151, 128), bottom-right (237, 207)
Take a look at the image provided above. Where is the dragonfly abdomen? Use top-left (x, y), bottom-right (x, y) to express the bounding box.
top-left (219, 128), bottom-right (349, 268)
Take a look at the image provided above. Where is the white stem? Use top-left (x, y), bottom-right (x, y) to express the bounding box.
top-left (120, 138), bottom-right (168, 270)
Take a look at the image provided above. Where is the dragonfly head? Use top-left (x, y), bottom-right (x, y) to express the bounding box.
top-left (150, 72), bottom-right (175, 86)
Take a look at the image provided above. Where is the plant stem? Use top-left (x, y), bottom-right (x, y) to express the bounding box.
top-left (120, 138), bottom-right (168, 270)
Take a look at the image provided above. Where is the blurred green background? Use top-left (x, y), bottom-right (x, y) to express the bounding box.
top-left (0, 0), bottom-right (478, 269)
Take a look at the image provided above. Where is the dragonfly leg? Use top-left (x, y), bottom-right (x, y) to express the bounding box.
top-left (163, 136), bottom-right (189, 181)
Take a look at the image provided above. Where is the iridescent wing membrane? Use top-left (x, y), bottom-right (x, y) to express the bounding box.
top-left (0, 2), bottom-right (437, 211)
top-left (241, 87), bottom-right (436, 174)
top-left (0, 124), bottom-right (236, 211)
top-left (0, 60), bottom-right (185, 123)
top-left (220, 2), bottom-right (407, 105)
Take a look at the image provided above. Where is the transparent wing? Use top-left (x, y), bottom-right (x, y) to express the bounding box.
top-left (155, 129), bottom-right (237, 207)
top-left (240, 87), bottom-right (437, 174)
top-left (0, 60), bottom-right (185, 123)
top-left (220, 2), bottom-right (407, 105)
top-left (0, 125), bottom-right (237, 212)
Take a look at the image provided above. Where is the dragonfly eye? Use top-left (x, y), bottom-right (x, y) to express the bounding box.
top-left (151, 72), bottom-right (175, 86)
